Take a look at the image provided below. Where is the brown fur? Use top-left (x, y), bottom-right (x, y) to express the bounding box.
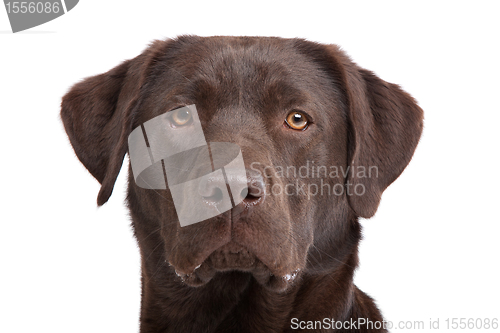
top-left (61, 36), bottom-right (423, 332)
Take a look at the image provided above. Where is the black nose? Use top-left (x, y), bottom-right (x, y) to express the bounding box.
top-left (198, 168), bottom-right (265, 206)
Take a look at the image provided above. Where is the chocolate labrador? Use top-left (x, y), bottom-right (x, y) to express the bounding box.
top-left (61, 36), bottom-right (423, 332)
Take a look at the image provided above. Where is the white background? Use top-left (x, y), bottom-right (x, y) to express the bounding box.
top-left (1, 1), bottom-right (499, 332)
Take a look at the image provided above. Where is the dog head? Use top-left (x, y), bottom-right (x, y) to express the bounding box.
top-left (61, 36), bottom-right (423, 291)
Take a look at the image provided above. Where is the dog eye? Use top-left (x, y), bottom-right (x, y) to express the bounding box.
top-left (170, 108), bottom-right (192, 126)
top-left (285, 111), bottom-right (309, 130)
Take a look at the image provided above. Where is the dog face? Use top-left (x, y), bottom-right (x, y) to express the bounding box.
top-left (61, 36), bottom-right (423, 292)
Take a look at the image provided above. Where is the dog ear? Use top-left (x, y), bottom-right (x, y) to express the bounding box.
top-left (61, 40), bottom-right (169, 206)
top-left (295, 41), bottom-right (423, 218)
top-left (328, 45), bottom-right (424, 218)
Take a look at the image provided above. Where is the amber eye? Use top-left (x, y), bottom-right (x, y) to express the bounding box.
top-left (170, 108), bottom-right (192, 126)
top-left (285, 111), bottom-right (309, 130)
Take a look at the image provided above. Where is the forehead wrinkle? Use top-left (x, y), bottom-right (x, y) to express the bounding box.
top-left (186, 46), bottom-right (313, 113)
top-left (149, 39), bottom-right (339, 122)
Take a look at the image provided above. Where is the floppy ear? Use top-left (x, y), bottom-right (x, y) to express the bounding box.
top-left (61, 40), bottom-right (168, 206)
top-left (295, 41), bottom-right (423, 218)
top-left (327, 45), bottom-right (424, 218)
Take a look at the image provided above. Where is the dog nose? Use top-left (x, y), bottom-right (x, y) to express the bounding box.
top-left (198, 168), bottom-right (265, 206)
top-left (242, 169), bottom-right (266, 204)
top-left (239, 169), bottom-right (266, 205)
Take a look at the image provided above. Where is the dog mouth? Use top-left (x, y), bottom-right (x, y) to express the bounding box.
top-left (171, 241), bottom-right (300, 291)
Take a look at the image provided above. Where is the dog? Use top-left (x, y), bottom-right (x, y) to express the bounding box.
top-left (61, 36), bottom-right (423, 332)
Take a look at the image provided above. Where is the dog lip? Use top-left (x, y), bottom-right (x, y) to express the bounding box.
top-left (205, 241), bottom-right (258, 271)
top-left (171, 241), bottom-right (262, 278)
top-left (171, 241), bottom-right (301, 291)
